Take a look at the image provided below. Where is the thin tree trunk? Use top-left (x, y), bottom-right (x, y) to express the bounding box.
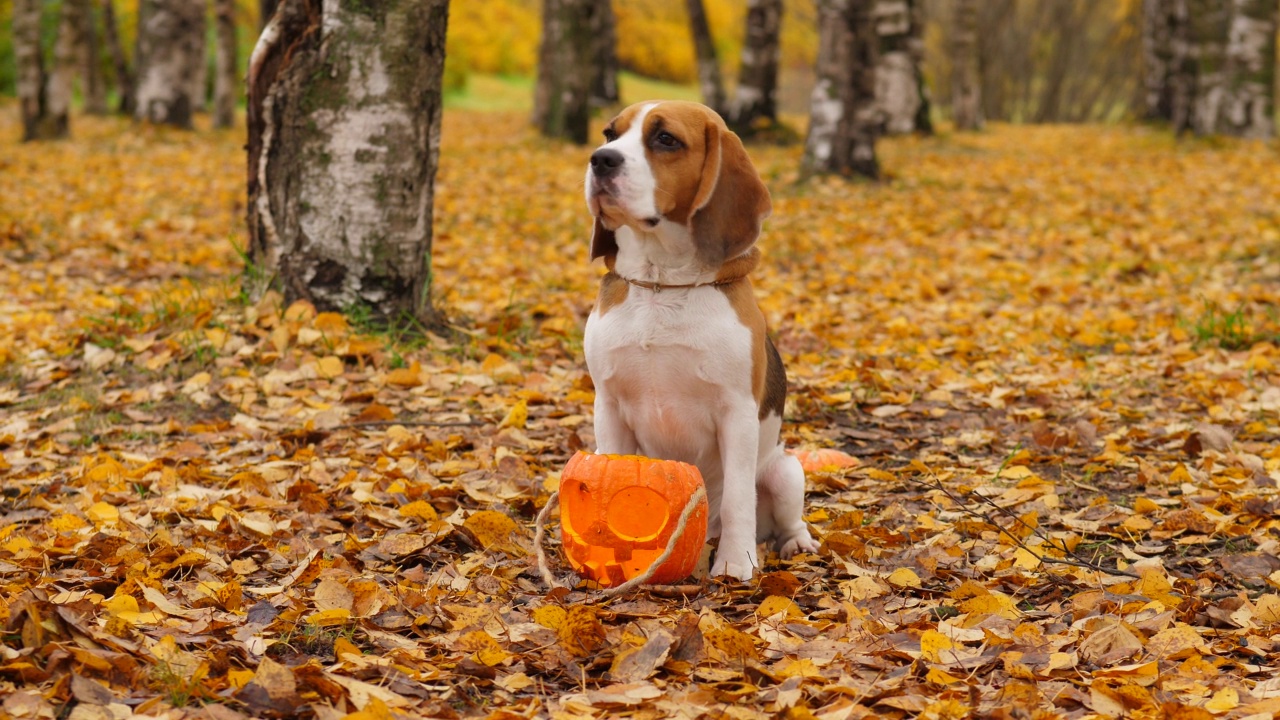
top-left (729, 0), bottom-right (782, 134)
top-left (80, 0), bottom-right (108, 114)
top-left (976, 0), bottom-right (1014, 122)
top-left (950, 0), bottom-right (982, 130)
top-left (45, 0), bottom-right (81, 138)
top-left (803, 0), bottom-right (880, 180)
top-left (1033, 1), bottom-right (1082, 123)
top-left (213, 0), bottom-right (237, 128)
top-left (533, 0), bottom-right (595, 144)
top-left (685, 0), bottom-right (726, 114)
top-left (14, 0), bottom-right (51, 141)
top-left (873, 0), bottom-right (929, 134)
top-left (135, 0), bottom-right (206, 127)
top-left (189, 1), bottom-right (209, 113)
top-left (102, 0), bottom-right (134, 114)
top-left (247, 0), bottom-right (449, 325)
top-left (1215, 0), bottom-right (1276, 137)
top-left (1144, 0), bottom-right (1184, 121)
top-left (908, 0), bottom-right (931, 134)
top-left (590, 0), bottom-right (619, 107)
top-left (1186, 0), bottom-right (1229, 134)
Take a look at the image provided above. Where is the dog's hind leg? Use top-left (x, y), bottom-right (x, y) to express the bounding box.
top-left (756, 448), bottom-right (818, 558)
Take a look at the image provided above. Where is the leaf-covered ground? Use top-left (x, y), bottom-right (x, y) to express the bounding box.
top-left (2, 107), bottom-right (1280, 720)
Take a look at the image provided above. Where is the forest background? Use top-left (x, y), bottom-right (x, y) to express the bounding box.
top-left (0, 0), bottom-right (1151, 125)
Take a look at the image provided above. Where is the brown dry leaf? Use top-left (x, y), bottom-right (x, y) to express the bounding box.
top-left (236, 657), bottom-right (300, 716)
top-left (1079, 620), bottom-right (1145, 665)
top-left (462, 509), bottom-right (527, 555)
top-left (609, 630), bottom-right (673, 682)
top-left (385, 362), bottom-right (423, 387)
top-left (558, 605), bottom-right (607, 657)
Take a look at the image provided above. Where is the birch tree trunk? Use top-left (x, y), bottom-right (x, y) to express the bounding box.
top-left (1144, 0), bottom-right (1184, 121)
top-left (102, 0), bottom-right (135, 114)
top-left (247, 0), bottom-right (449, 325)
top-left (729, 0), bottom-right (782, 134)
top-left (213, 0), bottom-right (237, 128)
top-left (135, 0), bottom-right (207, 127)
top-left (80, 0), bottom-right (108, 115)
top-left (45, 0), bottom-right (81, 139)
top-left (14, 0), bottom-right (52, 141)
top-left (873, 0), bottom-right (930, 134)
top-left (1215, 0), bottom-right (1276, 137)
top-left (1185, 0), bottom-right (1229, 134)
top-left (950, 0), bottom-right (983, 130)
top-left (803, 0), bottom-right (880, 180)
top-left (533, 0), bottom-right (595, 143)
top-left (189, 2), bottom-right (209, 114)
top-left (685, 0), bottom-right (726, 114)
top-left (590, 0), bottom-right (619, 107)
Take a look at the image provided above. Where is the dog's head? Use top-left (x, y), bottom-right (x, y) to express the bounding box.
top-left (584, 101), bottom-right (771, 268)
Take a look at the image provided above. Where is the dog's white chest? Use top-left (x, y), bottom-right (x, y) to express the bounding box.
top-left (584, 287), bottom-right (752, 461)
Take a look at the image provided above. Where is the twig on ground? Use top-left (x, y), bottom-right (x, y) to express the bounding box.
top-left (337, 420), bottom-right (484, 430)
top-left (908, 448), bottom-right (1141, 580)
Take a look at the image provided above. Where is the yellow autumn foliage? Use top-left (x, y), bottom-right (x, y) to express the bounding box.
top-left (442, 0), bottom-right (818, 84)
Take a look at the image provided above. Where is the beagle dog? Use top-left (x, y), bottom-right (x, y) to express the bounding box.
top-left (582, 101), bottom-right (818, 581)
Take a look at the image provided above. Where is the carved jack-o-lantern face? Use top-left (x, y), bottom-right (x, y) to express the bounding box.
top-left (559, 451), bottom-right (708, 587)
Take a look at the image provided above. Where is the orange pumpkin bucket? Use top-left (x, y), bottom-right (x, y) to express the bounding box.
top-left (558, 451), bottom-right (709, 587)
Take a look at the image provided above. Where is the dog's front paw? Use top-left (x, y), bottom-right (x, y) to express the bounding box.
top-left (711, 545), bottom-right (758, 582)
top-left (778, 531), bottom-right (819, 559)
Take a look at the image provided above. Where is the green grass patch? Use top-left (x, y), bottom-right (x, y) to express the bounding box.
top-left (618, 72), bottom-right (701, 104)
top-left (1189, 298), bottom-right (1280, 350)
top-left (444, 74), bottom-right (535, 112)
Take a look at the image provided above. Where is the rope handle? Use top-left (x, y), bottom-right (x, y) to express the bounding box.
top-left (534, 485), bottom-right (707, 598)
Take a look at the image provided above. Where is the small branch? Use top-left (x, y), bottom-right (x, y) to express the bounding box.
top-left (336, 420), bottom-right (483, 430)
top-left (908, 452), bottom-right (1141, 580)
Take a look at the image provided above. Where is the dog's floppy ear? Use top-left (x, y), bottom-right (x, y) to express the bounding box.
top-left (689, 116), bottom-right (771, 268)
top-left (590, 216), bottom-right (618, 261)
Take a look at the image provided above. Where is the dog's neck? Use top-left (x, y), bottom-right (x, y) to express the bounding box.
top-left (604, 222), bottom-right (760, 288)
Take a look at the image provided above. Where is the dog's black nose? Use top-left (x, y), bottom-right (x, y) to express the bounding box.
top-left (590, 148), bottom-right (624, 178)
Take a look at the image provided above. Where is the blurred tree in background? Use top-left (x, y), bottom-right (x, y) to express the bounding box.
top-left (3, 0), bottom-right (1275, 141)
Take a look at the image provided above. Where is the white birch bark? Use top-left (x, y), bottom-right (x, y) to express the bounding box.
top-left (247, 0), bottom-right (450, 324)
top-left (45, 0), bottom-right (80, 138)
top-left (803, 0), bottom-right (880, 179)
top-left (729, 0), bottom-right (782, 134)
top-left (1186, 0), bottom-right (1229, 134)
top-left (873, 0), bottom-right (929, 134)
top-left (135, 0), bottom-right (206, 127)
top-left (1216, 0), bottom-right (1276, 137)
top-left (685, 0), bottom-right (726, 114)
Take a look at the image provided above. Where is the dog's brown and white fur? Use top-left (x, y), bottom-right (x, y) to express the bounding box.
top-left (583, 101), bottom-right (818, 581)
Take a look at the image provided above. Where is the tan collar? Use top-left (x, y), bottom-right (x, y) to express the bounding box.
top-left (603, 247), bottom-right (760, 292)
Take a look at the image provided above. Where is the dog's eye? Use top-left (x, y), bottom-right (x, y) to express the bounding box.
top-left (603, 127), bottom-right (618, 142)
top-left (652, 131), bottom-right (681, 150)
